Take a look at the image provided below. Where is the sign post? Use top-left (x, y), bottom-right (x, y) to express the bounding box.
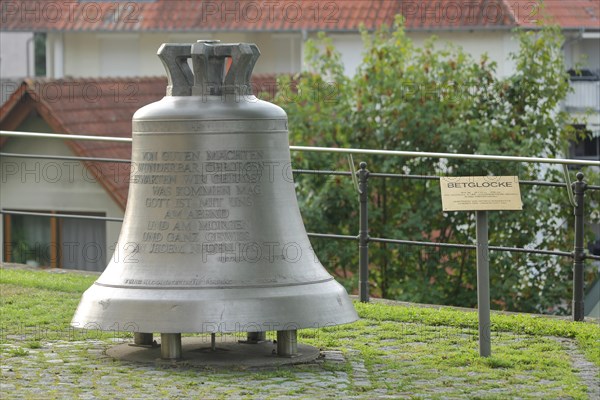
top-left (440, 176), bottom-right (522, 357)
top-left (476, 210), bottom-right (491, 357)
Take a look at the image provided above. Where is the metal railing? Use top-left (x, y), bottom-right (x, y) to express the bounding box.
top-left (565, 80), bottom-right (600, 111)
top-left (1, 130), bottom-right (600, 321)
top-left (1, 130), bottom-right (597, 165)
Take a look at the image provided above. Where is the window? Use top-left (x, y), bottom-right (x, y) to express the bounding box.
top-left (60, 214), bottom-right (107, 271)
top-left (569, 125), bottom-right (600, 161)
top-left (5, 213), bottom-right (52, 267)
top-left (3, 211), bottom-right (107, 271)
top-left (568, 69), bottom-right (600, 82)
top-left (571, 136), bottom-right (600, 159)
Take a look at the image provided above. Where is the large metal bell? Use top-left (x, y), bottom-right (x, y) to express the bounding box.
top-left (72, 40), bottom-right (358, 360)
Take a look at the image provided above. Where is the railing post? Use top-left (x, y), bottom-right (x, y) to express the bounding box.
top-left (358, 162), bottom-right (370, 302)
top-left (572, 172), bottom-right (588, 321)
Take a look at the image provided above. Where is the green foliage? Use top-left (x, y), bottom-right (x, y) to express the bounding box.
top-left (0, 269), bottom-right (107, 342)
top-left (274, 18), bottom-right (599, 313)
top-left (0, 268), bottom-right (96, 293)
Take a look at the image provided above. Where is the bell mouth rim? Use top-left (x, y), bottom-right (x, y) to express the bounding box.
top-left (92, 277), bottom-right (335, 291)
top-left (71, 277), bottom-right (359, 333)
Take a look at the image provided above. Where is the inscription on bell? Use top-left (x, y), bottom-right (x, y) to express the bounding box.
top-left (134, 148), bottom-right (272, 261)
top-left (207, 150), bottom-right (264, 160)
top-left (176, 186), bottom-right (230, 196)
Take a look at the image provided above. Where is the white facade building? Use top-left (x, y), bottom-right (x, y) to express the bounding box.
top-left (0, 32), bottom-right (34, 78)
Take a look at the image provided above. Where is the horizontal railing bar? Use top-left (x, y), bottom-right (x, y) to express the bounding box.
top-left (294, 169), bottom-right (353, 176)
top-left (519, 179), bottom-right (600, 190)
top-left (368, 237), bottom-right (574, 258)
top-left (2, 210), bottom-right (593, 259)
top-left (367, 173), bottom-right (600, 190)
top-left (307, 233), bottom-right (357, 241)
top-left (289, 146), bottom-right (600, 166)
top-left (371, 173), bottom-right (566, 187)
top-left (0, 210), bottom-right (124, 222)
top-left (370, 173), bottom-right (439, 180)
top-left (0, 152), bottom-right (131, 164)
top-left (489, 246), bottom-right (573, 258)
top-left (1, 130), bottom-right (132, 143)
top-left (370, 237), bottom-right (475, 249)
top-left (2, 130), bottom-right (598, 166)
top-left (307, 234), bottom-right (581, 258)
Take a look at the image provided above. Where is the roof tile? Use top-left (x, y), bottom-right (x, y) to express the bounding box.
top-left (4, 0), bottom-right (594, 32)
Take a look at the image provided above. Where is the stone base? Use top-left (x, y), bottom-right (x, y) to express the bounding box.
top-left (106, 335), bottom-right (320, 368)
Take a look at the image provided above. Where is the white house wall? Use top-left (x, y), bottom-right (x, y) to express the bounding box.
top-left (0, 119), bottom-right (124, 265)
top-left (0, 32), bottom-right (34, 78)
top-left (61, 32), bottom-right (302, 78)
top-left (308, 31), bottom-right (519, 78)
top-left (63, 32), bottom-right (99, 77)
top-left (328, 34), bottom-right (364, 76)
top-left (98, 33), bottom-right (140, 77)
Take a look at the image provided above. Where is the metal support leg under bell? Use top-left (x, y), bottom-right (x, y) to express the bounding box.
top-left (160, 333), bottom-right (182, 360)
top-left (277, 330), bottom-right (297, 357)
top-left (133, 332), bottom-right (154, 346)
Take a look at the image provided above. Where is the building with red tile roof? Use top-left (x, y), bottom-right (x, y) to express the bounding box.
top-left (0, 74), bottom-right (281, 270)
top-left (1, 77), bottom-right (165, 208)
top-left (1, 1), bottom-right (598, 79)
top-left (0, 74), bottom-right (281, 206)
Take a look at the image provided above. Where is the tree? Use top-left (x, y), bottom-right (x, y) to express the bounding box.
top-left (274, 17), bottom-right (599, 314)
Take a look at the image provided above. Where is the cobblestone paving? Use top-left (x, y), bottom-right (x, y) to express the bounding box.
top-left (552, 337), bottom-right (600, 400)
top-left (1, 333), bottom-right (598, 399)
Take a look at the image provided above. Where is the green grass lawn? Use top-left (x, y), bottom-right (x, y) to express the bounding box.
top-left (1, 267), bottom-right (599, 399)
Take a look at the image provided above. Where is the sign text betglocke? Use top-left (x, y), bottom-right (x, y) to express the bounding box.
top-left (440, 176), bottom-right (522, 212)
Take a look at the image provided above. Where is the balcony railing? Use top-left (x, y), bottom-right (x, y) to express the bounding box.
top-left (565, 80), bottom-right (600, 111)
